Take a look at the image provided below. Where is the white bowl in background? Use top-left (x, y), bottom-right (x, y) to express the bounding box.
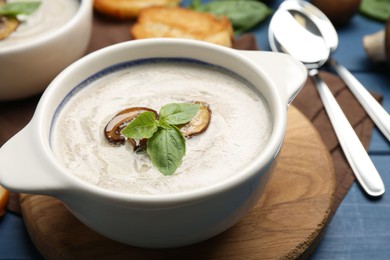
top-left (0, 0), bottom-right (93, 101)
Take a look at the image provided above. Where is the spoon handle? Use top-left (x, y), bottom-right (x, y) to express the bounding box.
top-left (309, 69), bottom-right (385, 197)
top-left (329, 59), bottom-right (390, 142)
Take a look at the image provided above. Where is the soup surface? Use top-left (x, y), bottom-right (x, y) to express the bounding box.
top-left (0, 0), bottom-right (79, 48)
top-left (51, 59), bottom-right (272, 195)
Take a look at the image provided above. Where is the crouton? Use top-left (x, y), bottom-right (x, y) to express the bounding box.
top-left (130, 6), bottom-right (234, 47)
top-left (93, 0), bottom-right (181, 19)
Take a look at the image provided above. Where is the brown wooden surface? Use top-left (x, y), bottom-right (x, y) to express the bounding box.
top-left (20, 106), bottom-right (335, 259)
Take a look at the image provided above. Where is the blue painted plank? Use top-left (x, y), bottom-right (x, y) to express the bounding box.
top-left (350, 72), bottom-right (390, 153)
top-left (312, 155), bottom-right (390, 259)
top-left (0, 213), bottom-right (42, 259)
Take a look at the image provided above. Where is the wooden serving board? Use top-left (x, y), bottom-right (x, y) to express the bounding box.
top-left (20, 106), bottom-right (335, 259)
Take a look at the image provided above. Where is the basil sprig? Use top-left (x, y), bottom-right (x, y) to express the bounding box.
top-left (121, 103), bottom-right (201, 176)
top-left (0, 2), bottom-right (41, 17)
top-left (189, 0), bottom-right (272, 34)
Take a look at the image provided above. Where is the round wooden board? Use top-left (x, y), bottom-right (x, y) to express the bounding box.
top-left (20, 106), bottom-right (335, 259)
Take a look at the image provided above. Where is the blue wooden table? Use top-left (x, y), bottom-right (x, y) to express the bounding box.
top-left (1, 1), bottom-right (390, 258)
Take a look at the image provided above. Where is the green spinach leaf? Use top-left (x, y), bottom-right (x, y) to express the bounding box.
top-left (190, 0), bottom-right (272, 34)
top-left (360, 0), bottom-right (390, 22)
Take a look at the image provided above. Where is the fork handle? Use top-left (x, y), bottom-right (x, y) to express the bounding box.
top-left (309, 69), bottom-right (385, 197)
top-left (329, 59), bottom-right (390, 142)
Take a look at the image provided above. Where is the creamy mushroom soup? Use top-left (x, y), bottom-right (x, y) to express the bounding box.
top-left (0, 0), bottom-right (79, 48)
top-left (50, 59), bottom-right (272, 195)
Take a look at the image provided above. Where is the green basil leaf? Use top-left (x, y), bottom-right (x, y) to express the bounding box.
top-left (121, 111), bottom-right (158, 139)
top-left (156, 119), bottom-right (173, 130)
top-left (360, 0), bottom-right (390, 22)
top-left (0, 2), bottom-right (41, 16)
top-left (159, 103), bottom-right (200, 125)
top-left (190, 0), bottom-right (272, 34)
top-left (147, 126), bottom-right (186, 176)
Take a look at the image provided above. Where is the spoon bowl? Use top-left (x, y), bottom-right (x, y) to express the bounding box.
top-left (279, 0), bottom-right (338, 52)
top-left (268, 9), bottom-right (329, 69)
top-left (269, 6), bottom-right (385, 197)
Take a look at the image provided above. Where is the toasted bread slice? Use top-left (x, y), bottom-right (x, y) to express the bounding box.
top-left (93, 0), bottom-right (181, 19)
top-left (130, 7), bottom-right (234, 47)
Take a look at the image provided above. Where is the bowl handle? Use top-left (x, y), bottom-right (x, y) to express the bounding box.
top-left (237, 51), bottom-right (307, 105)
top-left (0, 123), bottom-right (66, 194)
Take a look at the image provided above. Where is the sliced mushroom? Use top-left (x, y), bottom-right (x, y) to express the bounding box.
top-left (0, 16), bottom-right (19, 40)
top-left (129, 138), bottom-right (148, 152)
top-left (105, 102), bottom-right (210, 150)
top-left (180, 101), bottom-right (211, 138)
top-left (104, 107), bottom-right (158, 148)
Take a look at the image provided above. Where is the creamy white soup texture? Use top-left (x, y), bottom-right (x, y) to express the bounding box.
top-left (0, 0), bottom-right (79, 48)
top-left (51, 60), bottom-right (272, 195)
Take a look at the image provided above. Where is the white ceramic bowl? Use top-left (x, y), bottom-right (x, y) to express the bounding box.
top-left (0, 39), bottom-right (306, 248)
top-left (0, 0), bottom-right (93, 101)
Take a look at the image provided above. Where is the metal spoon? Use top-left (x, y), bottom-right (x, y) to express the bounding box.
top-left (279, 0), bottom-right (390, 143)
top-left (269, 8), bottom-right (385, 196)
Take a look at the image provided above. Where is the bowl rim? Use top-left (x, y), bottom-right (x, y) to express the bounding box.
top-left (36, 39), bottom-right (287, 207)
top-left (0, 0), bottom-right (92, 54)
